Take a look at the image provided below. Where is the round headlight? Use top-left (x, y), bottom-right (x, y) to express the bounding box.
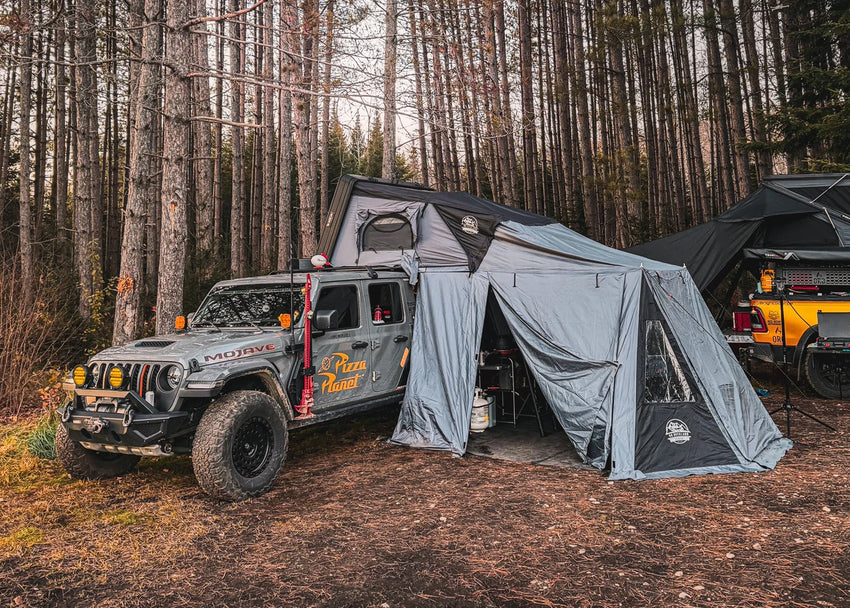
top-left (108, 365), bottom-right (125, 389)
top-left (164, 365), bottom-right (182, 390)
top-left (72, 365), bottom-right (89, 388)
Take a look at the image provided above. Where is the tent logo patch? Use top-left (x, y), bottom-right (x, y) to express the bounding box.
top-left (461, 216), bottom-right (479, 235)
top-left (665, 419), bottom-right (691, 444)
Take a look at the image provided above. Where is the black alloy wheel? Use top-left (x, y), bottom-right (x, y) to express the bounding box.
top-left (192, 390), bottom-right (289, 501)
top-left (232, 416), bottom-right (274, 478)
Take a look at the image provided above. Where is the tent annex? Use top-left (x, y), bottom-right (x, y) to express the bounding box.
top-left (318, 175), bottom-right (792, 480)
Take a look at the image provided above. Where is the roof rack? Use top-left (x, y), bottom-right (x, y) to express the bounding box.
top-left (268, 264), bottom-right (402, 275)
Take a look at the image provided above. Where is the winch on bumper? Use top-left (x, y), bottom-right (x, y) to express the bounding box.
top-left (60, 387), bottom-right (190, 456)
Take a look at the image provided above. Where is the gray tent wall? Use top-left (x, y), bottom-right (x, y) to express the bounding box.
top-left (321, 176), bottom-right (792, 480)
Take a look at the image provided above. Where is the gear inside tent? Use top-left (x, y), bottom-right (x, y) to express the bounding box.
top-left (318, 175), bottom-right (792, 480)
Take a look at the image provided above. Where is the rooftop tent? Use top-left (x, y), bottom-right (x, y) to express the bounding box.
top-left (626, 174), bottom-right (850, 292)
top-left (320, 175), bottom-right (791, 480)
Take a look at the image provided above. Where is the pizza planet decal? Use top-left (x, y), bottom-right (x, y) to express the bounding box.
top-left (318, 352), bottom-right (367, 394)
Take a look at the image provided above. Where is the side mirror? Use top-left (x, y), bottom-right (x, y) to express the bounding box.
top-left (313, 309), bottom-right (338, 331)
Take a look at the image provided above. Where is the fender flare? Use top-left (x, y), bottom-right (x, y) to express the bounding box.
top-left (794, 324), bottom-right (819, 376)
top-left (191, 362), bottom-right (296, 420)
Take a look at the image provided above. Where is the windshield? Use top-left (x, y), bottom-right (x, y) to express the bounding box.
top-left (192, 284), bottom-right (305, 327)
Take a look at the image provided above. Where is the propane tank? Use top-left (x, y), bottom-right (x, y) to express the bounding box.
top-left (470, 388), bottom-right (494, 432)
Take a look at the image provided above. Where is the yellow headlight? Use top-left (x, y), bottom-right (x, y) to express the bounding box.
top-left (72, 365), bottom-right (89, 388)
top-left (108, 366), bottom-right (125, 389)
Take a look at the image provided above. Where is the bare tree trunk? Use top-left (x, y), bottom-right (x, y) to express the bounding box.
top-left (518, 0), bottom-right (540, 213)
top-left (55, 0), bottom-right (69, 254)
top-left (192, 0), bottom-right (215, 273)
top-left (382, 0), bottom-right (398, 180)
top-left (260, 0), bottom-right (277, 272)
top-left (569, 0), bottom-right (599, 239)
top-left (0, 47), bottom-right (18, 238)
top-left (278, 0), bottom-right (295, 269)
top-left (319, 0), bottom-right (335, 221)
top-left (483, 0), bottom-right (510, 204)
top-left (407, 0), bottom-right (429, 186)
top-left (213, 0), bottom-right (225, 259)
top-left (114, 0), bottom-right (161, 345)
top-left (294, 0), bottom-right (318, 257)
top-left (670, 0), bottom-right (709, 223)
top-left (607, 2), bottom-right (640, 244)
top-left (740, 0), bottom-right (772, 179)
top-left (704, 0), bottom-right (736, 209)
top-left (495, 0), bottom-right (519, 204)
top-left (74, 0), bottom-right (101, 319)
top-left (230, 0), bottom-right (247, 276)
top-left (717, 0), bottom-right (752, 198)
top-left (18, 0), bottom-right (34, 305)
top-left (156, 0), bottom-right (191, 334)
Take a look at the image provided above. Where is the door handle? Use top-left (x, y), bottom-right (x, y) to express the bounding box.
top-left (351, 341), bottom-right (369, 349)
top-left (393, 335), bottom-right (409, 343)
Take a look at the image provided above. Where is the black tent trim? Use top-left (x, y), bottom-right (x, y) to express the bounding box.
top-left (319, 175), bottom-right (555, 272)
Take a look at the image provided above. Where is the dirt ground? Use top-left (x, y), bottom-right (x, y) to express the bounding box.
top-left (1, 387), bottom-right (848, 607)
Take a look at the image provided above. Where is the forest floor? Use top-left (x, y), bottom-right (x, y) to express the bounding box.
top-left (1, 373), bottom-right (849, 608)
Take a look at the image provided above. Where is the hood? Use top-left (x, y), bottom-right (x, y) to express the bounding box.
top-left (91, 329), bottom-right (294, 368)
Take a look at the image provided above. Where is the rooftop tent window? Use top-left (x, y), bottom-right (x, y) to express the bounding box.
top-left (360, 213), bottom-right (414, 252)
top-left (644, 320), bottom-right (694, 403)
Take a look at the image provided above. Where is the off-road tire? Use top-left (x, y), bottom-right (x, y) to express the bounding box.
top-left (55, 424), bottom-right (141, 479)
top-left (192, 390), bottom-right (288, 501)
top-left (805, 350), bottom-right (850, 400)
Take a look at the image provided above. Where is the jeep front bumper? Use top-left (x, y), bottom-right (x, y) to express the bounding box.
top-left (60, 388), bottom-right (189, 453)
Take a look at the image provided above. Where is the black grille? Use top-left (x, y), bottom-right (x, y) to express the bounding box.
top-left (92, 362), bottom-right (162, 394)
top-left (135, 340), bottom-right (174, 348)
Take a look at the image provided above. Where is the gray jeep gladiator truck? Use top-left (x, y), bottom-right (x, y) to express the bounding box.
top-left (57, 267), bottom-right (414, 500)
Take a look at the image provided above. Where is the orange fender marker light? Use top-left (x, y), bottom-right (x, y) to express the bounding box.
top-left (279, 313), bottom-right (292, 329)
top-left (175, 316), bottom-right (186, 331)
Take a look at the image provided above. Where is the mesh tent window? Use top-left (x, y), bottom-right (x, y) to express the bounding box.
top-left (644, 320), bottom-right (694, 403)
top-left (360, 213), bottom-right (414, 252)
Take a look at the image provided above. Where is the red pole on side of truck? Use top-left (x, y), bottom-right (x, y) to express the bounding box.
top-left (295, 273), bottom-right (315, 418)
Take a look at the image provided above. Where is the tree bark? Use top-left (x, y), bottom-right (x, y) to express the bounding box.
top-left (230, 0), bottom-right (247, 276)
top-left (114, 0), bottom-right (161, 345)
top-left (156, 0), bottom-right (192, 334)
top-left (518, 0), bottom-right (540, 213)
top-left (407, 0), bottom-right (429, 186)
top-left (569, 0), bottom-right (599, 238)
top-left (18, 0), bottom-right (34, 305)
top-left (382, 0), bottom-right (397, 180)
top-left (278, 0), bottom-right (295, 269)
top-left (54, 0), bottom-right (69, 254)
top-left (293, 0), bottom-right (318, 257)
top-left (319, 0), bottom-right (335, 222)
top-left (192, 0), bottom-right (215, 273)
top-left (260, 0), bottom-right (277, 272)
top-left (717, 0), bottom-right (752, 198)
top-left (74, 0), bottom-right (102, 319)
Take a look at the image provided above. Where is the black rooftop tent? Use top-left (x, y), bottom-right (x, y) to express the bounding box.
top-left (626, 174), bottom-right (850, 292)
top-left (317, 175), bottom-right (791, 480)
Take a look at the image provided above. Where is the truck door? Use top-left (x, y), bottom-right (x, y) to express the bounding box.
top-left (366, 280), bottom-right (412, 395)
top-left (311, 282), bottom-right (372, 410)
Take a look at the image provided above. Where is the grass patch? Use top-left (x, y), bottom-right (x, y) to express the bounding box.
top-left (103, 510), bottom-right (150, 527)
top-left (26, 411), bottom-right (58, 460)
top-left (0, 420), bottom-right (65, 491)
top-left (0, 526), bottom-right (44, 551)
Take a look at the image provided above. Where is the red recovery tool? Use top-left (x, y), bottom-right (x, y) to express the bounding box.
top-left (295, 273), bottom-right (315, 418)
